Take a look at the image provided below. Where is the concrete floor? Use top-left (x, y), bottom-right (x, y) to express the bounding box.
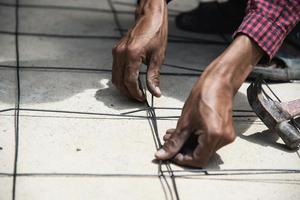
top-left (0, 0), bottom-right (300, 199)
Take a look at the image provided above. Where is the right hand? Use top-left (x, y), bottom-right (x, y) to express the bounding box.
top-left (112, 0), bottom-right (168, 101)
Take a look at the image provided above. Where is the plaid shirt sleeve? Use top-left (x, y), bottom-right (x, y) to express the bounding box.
top-left (234, 0), bottom-right (300, 59)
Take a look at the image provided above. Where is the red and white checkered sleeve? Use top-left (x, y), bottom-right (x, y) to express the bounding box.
top-left (234, 0), bottom-right (300, 59)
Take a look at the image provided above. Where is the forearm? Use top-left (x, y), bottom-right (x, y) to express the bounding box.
top-left (199, 35), bottom-right (264, 97)
top-left (215, 35), bottom-right (263, 93)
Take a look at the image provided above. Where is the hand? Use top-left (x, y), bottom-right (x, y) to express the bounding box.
top-left (155, 74), bottom-right (236, 167)
top-left (112, 0), bottom-right (168, 101)
top-left (155, 35), bottom-right (264, 167)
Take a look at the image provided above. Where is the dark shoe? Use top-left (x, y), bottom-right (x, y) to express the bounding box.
top-left (175, 0), bottom-right (246, 34)
top-left (287, 24), bottom-right (300, 49)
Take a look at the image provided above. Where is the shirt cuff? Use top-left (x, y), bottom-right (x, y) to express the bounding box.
top-left (233, 11), bottom-right (286, 59)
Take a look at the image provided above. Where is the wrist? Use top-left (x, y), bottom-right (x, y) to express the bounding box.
top-left (132, 0), bottom-right (167, 38)
top-left (204, 35), bottom-right (263, 94)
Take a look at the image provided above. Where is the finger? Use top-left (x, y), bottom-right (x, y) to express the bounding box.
top-left (112, 46), bottom-right (122, 87)
top-left (123, 53), bottom-right (145, 102)
top-left (165, 128), bottom-right (175, 135)
top-left (174, 134), bottom-right (219, 168)
top-left (112, 37), bottom-right (127, 84)
top-left (111, 51), bottom-right (117, 84)
top-left (147, 57), bottom-right (163, 97)
top-left (163, 134), bottom-right (171, 141)
top-left (173, 153), bottom-right (193, 165)
top-left (163, 128), bottom-right (176, 141)
top-left (112, 42), bottom-right (131, 97)
top-left (155, 128), bottom-right (191, 160)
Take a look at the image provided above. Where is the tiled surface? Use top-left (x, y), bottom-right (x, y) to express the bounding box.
top-left (0, 34), bottom-right (16, 67)
top-left (0, 5), bottom-right (15, 32)
top-left (19, 7), bottom-right (119, 36)
top-left (0, 0), bottom-right (300, 200)
top-left (16, 177), bottom-right (167, 200)
top-left (21, 0), bottom-right (111, 10)
top-left (19, 36), bottom-right (117, 68)
top-left (17, 116), bottom-right (157, 174)
top-left (176, 174), bottom-right (300, 200)
top-left (0, 68), bottom-right (16, 109)
top-left (19, 70), bottom-right (146, 115)
top-left (0, 177), bottom-right (13, 200)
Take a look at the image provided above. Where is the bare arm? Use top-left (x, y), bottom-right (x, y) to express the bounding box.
top-left (155, 35), bottom-right (264, 167)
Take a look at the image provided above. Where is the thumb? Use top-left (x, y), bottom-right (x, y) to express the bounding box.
top-left (147, 58), bottom-right (162, 97)
top-left (155, 128), bottom-right (191, 160)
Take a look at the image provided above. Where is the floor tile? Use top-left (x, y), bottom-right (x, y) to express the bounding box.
top-left (21, 0), bottom-right (110, 10)
top-left (165, 42), bottom-right (225, 70)
top-left (0, 116), bottom-right (15, 173)
top-left (0, 5), bottom-right (15, 32)
top-left (0, 0), bottom-right (15, 4)
top-left (19, 36), bottom-right (117, 69)
top-left (19, 70), bottom-right (146, 116)
top-left (113, 0), bottom-right (136, 13)
top-left (0, 177), bottom-right (13, 200)
top-left (0, 34), bottom-right (16, 67)
top-left (17, 116), bottom-right (158, 174)
top-left (152, 76), bottom-right (195, 110)
top-left (16, 177), bottom-right (167, 200)
top-left (175, 174), bottom-right (300, 200)
top-left (19, 7), bottom-right (119, 37)
top-left (0, 68), bottom-right (16, 110)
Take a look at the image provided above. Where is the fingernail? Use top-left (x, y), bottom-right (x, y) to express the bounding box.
top-left (155, 149), bottom-right (166, 158)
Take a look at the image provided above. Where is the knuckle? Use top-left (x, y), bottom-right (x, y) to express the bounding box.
top-left (164, 138), bottom-right (177, 153)
top-left (146, 76), bottom-right (160, 87)
top-left (148, 68), bottom-right (160, 78)
top-left (113, 45), bottom-right (125, 55)
top-left (207, 130), bottom-right (236, 144)
top-left (172, 129), bottom-right (187, 140)
top-left (208, 131), bottom-right (222, 139)
top-left (222, 132), bottom-right (236, 144)
top-left (126, 44), bottom-right (141, 56)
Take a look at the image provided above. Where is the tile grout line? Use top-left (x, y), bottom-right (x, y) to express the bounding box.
top-left (12, 0), bottom-right (20, 199)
